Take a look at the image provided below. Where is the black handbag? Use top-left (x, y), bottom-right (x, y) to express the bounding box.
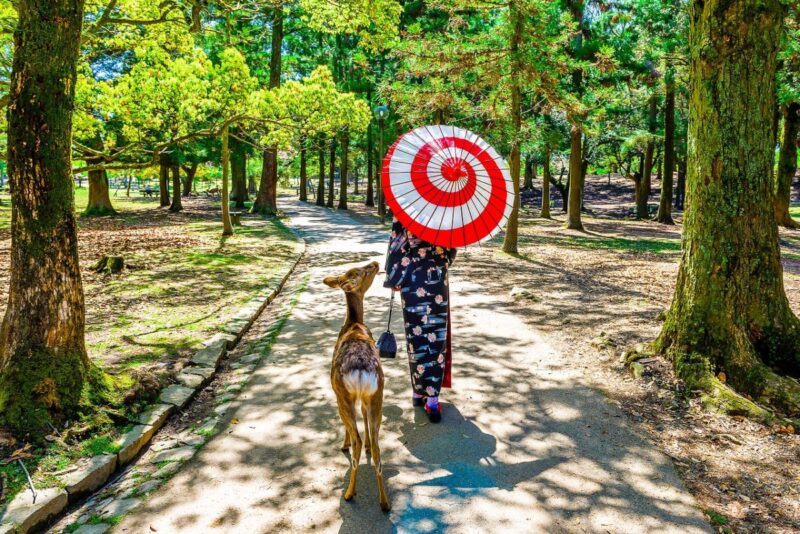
top-left (376, 291), bottom-right (397, 359)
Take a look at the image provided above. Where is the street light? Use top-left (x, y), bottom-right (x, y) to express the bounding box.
top-left (374, 105), bottom-right (388, 223)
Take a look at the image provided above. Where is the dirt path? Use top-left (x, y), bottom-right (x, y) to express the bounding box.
top-left (112, 200), bottom-right (710, 534)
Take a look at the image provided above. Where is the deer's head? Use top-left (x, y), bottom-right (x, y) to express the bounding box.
top-left (323, 261), bottom-right (380, 297)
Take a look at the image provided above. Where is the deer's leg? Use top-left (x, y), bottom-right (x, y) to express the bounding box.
top-left (337, 392), bottom-right (357, 451)
top-left (338, 398), bottom-right (361, 501)
top-left (367, 392), bottom-right (391, 511)
top-left (361, 402), bottom-right (371, 453)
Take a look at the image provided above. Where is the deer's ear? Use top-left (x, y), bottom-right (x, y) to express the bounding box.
top-left (323, 276), bottom-right (340, 288)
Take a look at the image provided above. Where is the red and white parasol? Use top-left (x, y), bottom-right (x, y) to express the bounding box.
top-left (382, 125), bottom-right (514, 248)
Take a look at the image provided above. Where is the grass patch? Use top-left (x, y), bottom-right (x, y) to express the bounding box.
top-left (0, 192), bottom-right (10, 230)
top-left (519, 233), bottom-right (681, 255)
top-left (705, 509), bottom-right (729, 526)
top-left (81, 217), bottom-right (302, 371)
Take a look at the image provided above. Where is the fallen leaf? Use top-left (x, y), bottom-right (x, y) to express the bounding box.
top-left (231, 418), bottom-right (240, 425)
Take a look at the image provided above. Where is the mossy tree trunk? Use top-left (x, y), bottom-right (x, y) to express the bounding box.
top-left (317, 140), bottom-right (326, 207)
top-left (501, 3), bottom-right (522, 254)
top-left (85, 166), bottom-right (116, 216)
top-left (656, 0), bottom-right (800, 417)
top-left (338, 130), bottom-right (349, 210)
top-left (251, 5), bottom-right (283, 216)
top-left (0, 0), bottom-right (98, 434)
top-left (656, 68), bottom-right (676, 224)
top-left (230, 134), bottom-right (248, 209)
top-left (169, 165), bottom-right (182, 212)
top-left (327, 138), bottom-right (336, 208)
top-left (299, 135), bottom-right (308, 202)
top-left (541, 147), bottom-right (552, 218)
top-left (775, 102), bottom-right (799, 228)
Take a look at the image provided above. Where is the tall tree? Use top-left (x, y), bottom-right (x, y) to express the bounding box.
top-left (169, 163), bottom-right (182, 212)
top-left (564, 0), bottom-right (586, 231)
top-left (775, 102), bottom-right (800, 228)
top-left (251, 5), bottom-right (283, 216)
top-left (338, 130), bottom-right (349, 209)
top-left (655, 67), bottom-right (676, 224)
top-left (317, 138), bottom-right (326, 207)
top-left (0, 0), bottom-right (96, 432)
top-left (299, 135), bottom-right (308, 202)
top-left (656, 0), bottom-right (800, 416)
top-left (327, 138), bottom-right (336, 208)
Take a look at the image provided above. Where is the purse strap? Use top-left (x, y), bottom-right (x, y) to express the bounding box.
top-left (386, 290), bottom-right (395, 333)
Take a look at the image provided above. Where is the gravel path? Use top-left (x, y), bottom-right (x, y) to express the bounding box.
top-left (112, 200), bottom-right (710, 534)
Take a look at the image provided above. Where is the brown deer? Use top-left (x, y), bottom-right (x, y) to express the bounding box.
top-left (323, 261), bottom-right (391, 512)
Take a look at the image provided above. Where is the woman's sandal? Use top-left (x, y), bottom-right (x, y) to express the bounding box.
top-left (424, 403), bottom-right (442, 423)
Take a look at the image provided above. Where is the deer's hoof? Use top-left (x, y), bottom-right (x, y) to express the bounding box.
top-left (344, 490), bottom-right (355, 501)
top-left (380, 500), bottom-right (391, 512)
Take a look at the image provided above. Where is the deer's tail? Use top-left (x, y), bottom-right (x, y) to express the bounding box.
top-left (342, 370), bottom-right (378, 400)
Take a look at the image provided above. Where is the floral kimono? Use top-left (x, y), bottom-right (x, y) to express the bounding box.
top-left (384, 218), bottom-right (456, 397)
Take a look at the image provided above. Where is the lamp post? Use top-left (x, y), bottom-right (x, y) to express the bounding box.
top-left (374, 105), bottom-right (388, 223)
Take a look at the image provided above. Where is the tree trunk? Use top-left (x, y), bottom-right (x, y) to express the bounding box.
top-left (251, 5), bottom-right (283, 216)
top-left (656, 0), bottom-right (800, 417)
top-left (85, 167), bottom-right (116, 216)
top-left (638, 93), bottom-right (657, 219)
top-left (317, 141), bottom-right (326, 207)
top-left (159, 159), bottom-right (170, 207)
top-left (230, 136), bottom-right (248, 209)
top-left (656, 68), bottom-right (676, 224)
top-left (523, 155), bottom-right (534, 190)
top-left (253, 148), bottom-right (278, 215)
top-left (542, 147), bottom-right (552, 218)
top-left (126, 174), bottom-right (132, 197)
top-left (181, 163), bottom-right (197, 196)
top-left (338, 131), bottom-right (349, 210)
top-left (564, 0), bottom-right (585, 229)
top-left (299, 135), bottom-right (308, 202)
top-left (366, 123), bottom-right (375, 207)
top-left (775, 102), bottom-right (800, 228)
top-left (169, 165), bottom-right (182, 212)
top-left (0, 0), bottom-right (95, 433)
top-left (327, 138), bottom-right (336, 208)
top-left (565, 124), bottom-right (584, 230)
top-left (675, 155), bottom-right (686, 209)
top-left (221, 124), bottom-right (234, 236)
top-left (502, 4), bottom-right (523, 254)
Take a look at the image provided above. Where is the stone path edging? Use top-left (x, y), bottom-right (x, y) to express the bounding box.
top-left (0, 234), bottom-right (306, 534)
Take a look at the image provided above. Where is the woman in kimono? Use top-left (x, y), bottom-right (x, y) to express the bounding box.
top-left (384, 217), bottom-right (456, 423)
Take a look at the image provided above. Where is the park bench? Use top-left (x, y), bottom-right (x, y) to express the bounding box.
top-left (142, 187), bottom-right (159, 198)
top-left (229, 211), bottom-right (242, 226)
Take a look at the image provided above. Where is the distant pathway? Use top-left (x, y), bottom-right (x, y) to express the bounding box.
top-left (113, 200), bottom-right (710, 533)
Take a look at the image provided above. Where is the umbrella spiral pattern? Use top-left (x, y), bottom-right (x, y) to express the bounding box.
top-left (382, 125), bottom-right (514, 248)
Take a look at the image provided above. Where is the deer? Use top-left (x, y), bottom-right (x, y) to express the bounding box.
top-left (323, 260), bottom-right (391, 512)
